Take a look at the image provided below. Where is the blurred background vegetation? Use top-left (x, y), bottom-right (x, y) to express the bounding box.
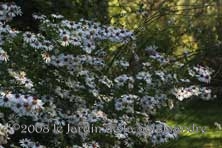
top-left (4, 0), bottom-right (222, 147)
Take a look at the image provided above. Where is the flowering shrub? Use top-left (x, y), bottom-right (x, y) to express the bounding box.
top-left (0, 2), bottom-right (215, 148)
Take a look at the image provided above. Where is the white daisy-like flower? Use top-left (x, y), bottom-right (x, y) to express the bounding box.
top-left (32, 14), bottom-right (46, 20)
top-left (7, 5), bottom-right (20, 17)
top-left (173, 87), bottom-right (193, 101)
top-left (0, 92), bottom-right (44, 116)
top-left (99, 76), bottom-right (113, 88)
top-left (41, 52), bottom-right (51, 63)
top-left (0, 48), bottom-right (9, 62)
top-left (19, 139), bottom-right (45, 148)
top-left (200, 87), bottom-right (212, 100)
top-left (0, 23), bottom-right (10, 33)
top-left (70, 36), bottom-right (81, 46)
top-left (42, 40), bottom-right (54, 51)
top-left (23, 32), bottom-right (37, 43)
top-left (60, 35), bottom-right (70, 47)
top-left (189, 65), bottom-right (214, 83)
top-left (136, 71), bottom-right (152, 84)
top-left (29, 40), bottom-right (42, 49)
top-left (114, 74), bottom-right (134, 86)
top-left (51, 14), bottom-right (64, 19)
top-left (0, 123), bottom-right (12, 145)
top-left (8, 69), bottom-right (34, 89)
top-left (19, 138), bottom-right (32, 148)
top-left (149, 121), bottom-right (178, 145)
top-left (115, 101), bottom-right (123, 111)
top-left (31, 97), bottom-right (44, 111)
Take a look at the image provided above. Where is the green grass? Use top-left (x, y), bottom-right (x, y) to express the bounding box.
top-left (156, 98), bottom-right (222, 148)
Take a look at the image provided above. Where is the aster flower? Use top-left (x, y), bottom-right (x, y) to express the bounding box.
top-left (8, 69), bottom-right (34, 89)
top-left (136, 71), bottom-right (152, 84)
top-left (140, 95), bottom-right (159, 114)
top-left (189, 65), bottom-right (214, 83)
top-left (7, 5), bottom-right (22, 17)
top-left (41, 52), bottom-right (51, 63)
top-left (30, 40), bottom-right (42, 49)
top-left (51, 14), bottom-right (64, 19)
top-left (115, 95), bottom-right (138, 112)
top-left (149, 121), bottom-right (178, 145)
top-left (19, 138), bottom-right (32, 148)
top-left (0, 123), bottom-right (13, 145)
top-left (82, 42), bottom-right (96, 54)
top-left (0, 3), bottom-right (21, 21)
top-left (172, 85), bottom-right (212, 101)
top-left (99, 76), bottom-right (113, 88)
top-left (200, 87), bottom-right (213, 101)
top-left (114, 74), bottom-right (134, 87)
top-left (60, 35), bottom-right (70, 47)
top-left (0, 48), bottom-right (9, 62)
top-left (0, 92), bottom-right (44, 116)
top-left (32, 14), bottom-right (46, 20)
top-left (70, 36), bottom-right (81, 46)
top-left (0, 22), bottom-right (10, 33)
top-left (23, 32), bottom-right (37, 43)
top-left (114, 59), bottom-right (129, 68)
top-left (19, 139), bottom-right (45, 148)
top-left (173, 87), bottom-right (195, 101)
